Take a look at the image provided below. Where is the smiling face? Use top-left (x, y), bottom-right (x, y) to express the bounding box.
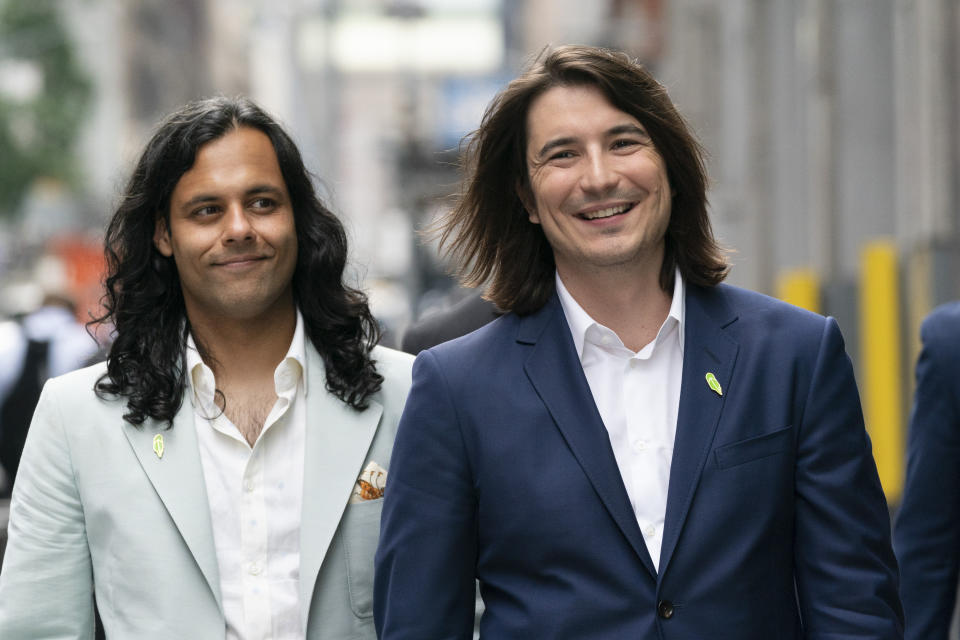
top-left (154, 126), bottom-right (298, 326)
top-left (524, 83), bottom-right (672, 282)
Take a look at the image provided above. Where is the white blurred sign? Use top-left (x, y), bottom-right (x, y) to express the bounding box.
top-left (300, 14), bottom-right (503, 74)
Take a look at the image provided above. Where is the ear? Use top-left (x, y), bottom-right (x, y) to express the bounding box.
top-left (515, 180), bottom-right (541, 225)
top-left (526, 205), bottom-right (541, 225)
top-left (153, 216), bottom-right (173, 257)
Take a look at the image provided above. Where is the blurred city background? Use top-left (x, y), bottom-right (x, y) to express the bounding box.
top-left (0, 0), bottom-right (958, 528)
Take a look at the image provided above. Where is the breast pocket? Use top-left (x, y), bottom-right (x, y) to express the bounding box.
top-left (714, 425), bottom-right (794, 470)
top-left (341, 498), bottom-right (383, 618)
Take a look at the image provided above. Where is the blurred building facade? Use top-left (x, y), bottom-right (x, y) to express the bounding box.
top-left (660, 0), bottom-right (959, 501)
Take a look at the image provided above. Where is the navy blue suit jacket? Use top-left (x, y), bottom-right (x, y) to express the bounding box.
top-left (375, 283), bottom-right (903, 639)
top-left (894, 301), bottom-right (960, 639)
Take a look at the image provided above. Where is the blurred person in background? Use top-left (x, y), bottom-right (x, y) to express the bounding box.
top-left (0, 96), bottom-right (412, 639)
top-left (894, 301), bottom-right (960, 639)
top-left (375, 45), bottom-right (903, 639)
top-left (399, 288), bottom-right (501, 355)
top-left (0, 275), bottom-right (99, 497)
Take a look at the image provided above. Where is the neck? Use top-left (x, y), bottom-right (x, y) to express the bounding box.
top-left (558, 258), bottom-right (672, 353)
top-left (188, 303), bottom-right (297, 384)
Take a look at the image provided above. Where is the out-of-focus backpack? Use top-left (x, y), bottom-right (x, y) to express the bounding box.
top-left (0, 336), bottom-right (50, 495)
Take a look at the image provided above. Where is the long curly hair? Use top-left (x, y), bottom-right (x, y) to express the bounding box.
top-left (93, 96), bottom-right (382, 426)
top-left (436, 45), bottom-right (729, 315)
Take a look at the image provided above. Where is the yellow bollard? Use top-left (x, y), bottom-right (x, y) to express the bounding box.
top-left (775, 268), bottom-right (821, 314)
top-left (859, 240), bottom-right (904, 503)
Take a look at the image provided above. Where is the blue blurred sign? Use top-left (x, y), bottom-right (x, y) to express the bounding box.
top-left (438, 73), bottom-right (511, 149)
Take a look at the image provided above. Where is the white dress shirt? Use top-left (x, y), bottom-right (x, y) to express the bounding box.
top-left (556, 270), bottom-right (685, 571)
top-left (187, 311), bottom-right (307, 640)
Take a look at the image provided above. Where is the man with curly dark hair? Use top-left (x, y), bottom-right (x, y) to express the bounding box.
top-left (0, 97), bottom-right (412, 640)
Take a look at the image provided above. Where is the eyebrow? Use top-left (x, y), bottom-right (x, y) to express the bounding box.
top-left (535, 124), bottom-right (650, 159)
top-left (179, 185), bottom-right (286, 210)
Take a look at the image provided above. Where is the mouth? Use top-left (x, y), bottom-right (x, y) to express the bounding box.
top-left (213, 254), bottom-right (267, 267)
top-left (577, 202), bottom-right (635, 221)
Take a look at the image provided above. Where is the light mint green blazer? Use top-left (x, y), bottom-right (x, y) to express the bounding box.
top-left (0, 344), bottom-right (413, 639)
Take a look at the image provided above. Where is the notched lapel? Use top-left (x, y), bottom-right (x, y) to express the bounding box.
top-left (299, 346), bottom-right (382, 627)
top-left (521, 298), bottom-right (656, 577)
top-left (659, 287), bottom-right (739, 578)
top-left (122, 405), bottom-right (222, 609)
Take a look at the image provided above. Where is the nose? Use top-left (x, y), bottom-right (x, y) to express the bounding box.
top-left (222, 203), bottom-right (255, 244)
top-left (580, 150), bottom-right (619, 194)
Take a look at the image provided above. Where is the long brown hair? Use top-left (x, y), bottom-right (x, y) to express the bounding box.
top-left (436, 45), bottom-right (729, 315)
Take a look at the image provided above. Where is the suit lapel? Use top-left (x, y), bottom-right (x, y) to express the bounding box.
top-left (122, 402), bottom-right (222, 608)
top-left (658, 285), bottom-right (739, 577)
top-left (298, 344), bottom-right (382, 627)
top-left (521, 296), bottom-right (657, 577)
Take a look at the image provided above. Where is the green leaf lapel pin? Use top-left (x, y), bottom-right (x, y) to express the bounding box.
top-left (705, 372), bottom-right (723, 397)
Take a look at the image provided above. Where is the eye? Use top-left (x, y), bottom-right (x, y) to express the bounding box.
top-left (548, 150), bottom-right (576, 161)
top-left (612, 138), bottom-right (640, 150)
top-left (250, 197), bottom-right (276, 211)
top-left (191, 205), bottom-right (221, 217)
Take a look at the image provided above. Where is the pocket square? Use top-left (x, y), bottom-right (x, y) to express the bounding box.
top-left (350, 461), bottom-right (387, 503)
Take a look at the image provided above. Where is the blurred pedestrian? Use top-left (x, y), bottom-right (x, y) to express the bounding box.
top-left (0, 291), bottom-right (98, 495)
top-left (894, 301), bottom-right (960, 639)
top-left (375, 44), bottom-right (903, 639)
top-left (399, 288), bottom-right (501, 354)
top-left (0, 96), bottom-right (412, 639)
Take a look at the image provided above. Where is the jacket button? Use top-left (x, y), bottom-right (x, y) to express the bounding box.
top-left (657, 599), bottom-right (674, 619)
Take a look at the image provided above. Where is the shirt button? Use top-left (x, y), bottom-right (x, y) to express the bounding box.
top-left (634, 439), bottom-right (647, 452)
top-left (644, 524), bottom-right (656, 538)
top-left (249, 562), bottom-right (262, 576)
top-left (600, 334), bottom-right (611, 345)
top-left (244, 479), bottom-right (255, 492)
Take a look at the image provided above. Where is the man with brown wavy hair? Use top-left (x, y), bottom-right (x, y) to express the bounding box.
top-left (375, 45), bottom-right (902, 639)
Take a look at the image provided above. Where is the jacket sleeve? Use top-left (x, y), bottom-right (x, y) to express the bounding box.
top-left (894, 310), bottom-right (960, 640)
top-left (374, 350), bottom-right (477, 639)
top-left (792, 317), bottom-right (904, 638)
top-left (0, 380), bottom-right (96, 639)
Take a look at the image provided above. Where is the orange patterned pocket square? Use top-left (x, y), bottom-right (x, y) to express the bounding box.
top-left (350, 461), bottom-right (387, 503)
